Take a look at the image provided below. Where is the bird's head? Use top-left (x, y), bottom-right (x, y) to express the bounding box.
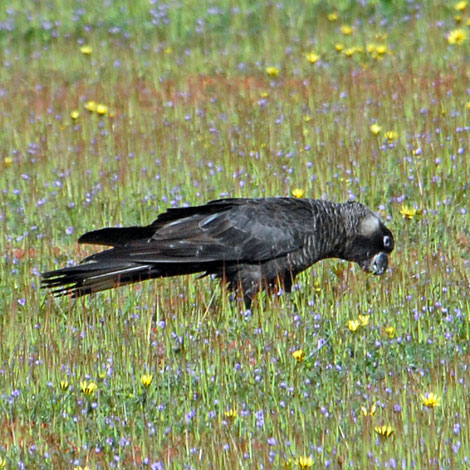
top-left (343, 204), bottom-right (394, 275)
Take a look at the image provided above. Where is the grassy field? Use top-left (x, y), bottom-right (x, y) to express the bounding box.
top-left (1, 0), bottom-right (470, 468)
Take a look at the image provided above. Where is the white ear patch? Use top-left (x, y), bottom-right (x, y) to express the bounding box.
top-left (360, 214), bottom-right (380, 236)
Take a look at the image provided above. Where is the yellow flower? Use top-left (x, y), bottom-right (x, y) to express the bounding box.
top-left (295, 455), bottom-right (314, 469)
top-left (3, 156), bottom-right (13, 168)
top-left (385, 130), bottom-right (399, 142)
top-left (348, 319), bottom-right (361, 332)
top-left (358, 314), bottom-right (370, 327)
top-left (224, 408), bottom-right (237, 420)
top-left (74, 467), bottom-right (90, 470)
top-left (455, 1), bottom-right (467, 11)
top-left (70, 110), bottom-right (80, 120)
top-left (80, 45), bottom-right (92, 55)
top-left (266, 66), bottom-right (280, 77)
top-left (376, 44), bottom-right (388, 56)
top-left (361, 403), bottom-right (377, 416)
top-left (292, 188), bottom-right (305, 198)
top-left (84, 100), bottom-right (97, 112)
top-left (375, 425), bottom-right (394, 437)
top-left (305, 51), bottom-right (320, 64)
top-left (141, 374), bottom-right (153, 388)
top-left (340, 25), bottom-right (353, 35)
top-left (399, 205), bottom-right (417, 220)
top-left (384, 326), bottom-right (396, 338)
top-left (335, 43), bottom-right (344, 52)
top-left (466, 102), bottom-right (470, 109)
top-left (0, 456), bottom-right (6, 468)
top-left (96, 104), bottom-right (108, 116)
top-left (60, 380), bottom-right (69, 392)
top-left (343, 46), bottom-right (362, 57)
top-left (80, 381), bottom-right (97, 396)
top-left (283, 458), bottom-right (294, 469)
top-left (313, 280), bottom-right (321, 293)
top-left (421, 392), bottom-right (441, 408)
top-left (448, 28), bottom-right (467, 45)
top-left (455, 15), bottom-right (463, 23)
top-left (370, 123), bottom-right (382, 135)
top-left (327, 12), bottom-right (338, 21)
top-left (292, 349), bottom-right (306, 362)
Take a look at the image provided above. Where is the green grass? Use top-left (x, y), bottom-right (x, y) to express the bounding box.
top-left (1, 0), bottom-right (470, 468)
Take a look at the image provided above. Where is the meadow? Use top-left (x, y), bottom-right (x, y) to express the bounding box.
top-left (1, 0), bottom-right (470, 468)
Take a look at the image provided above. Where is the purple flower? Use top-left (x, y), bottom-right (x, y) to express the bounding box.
top-left (185, 410), bottom-right (196, 423)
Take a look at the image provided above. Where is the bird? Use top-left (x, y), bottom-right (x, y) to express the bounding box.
top-left (41, 197), bottom-right (394, 308)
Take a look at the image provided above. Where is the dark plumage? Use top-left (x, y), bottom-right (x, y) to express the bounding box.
top-left (41, 198), bottom-right (394, 307)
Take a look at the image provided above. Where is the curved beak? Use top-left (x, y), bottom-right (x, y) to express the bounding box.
top-left (369, 252), bottom-right (389, 275)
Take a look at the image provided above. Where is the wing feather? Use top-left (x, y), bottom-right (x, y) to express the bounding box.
top-left (82, 198), bottom-right (313, 265)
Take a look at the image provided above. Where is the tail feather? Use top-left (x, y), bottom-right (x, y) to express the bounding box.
top-left (78, 226), bottom-right (156, 246)
top-left (41, 261), bottom-right (155, 297)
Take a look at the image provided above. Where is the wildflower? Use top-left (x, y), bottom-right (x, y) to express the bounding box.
top-left (141, 374), bottom-right (153, 388)
top-left (283, 458), bottom-right (294, 469)
top-left (335, 43), bottom-right (344, 52)
top-left (455, 1), bottom-right (467, 11)
top-left (292, 349), bottom-right (305, 362)
top-left (466, 102), bottom-right (470, 109)
top-left (60, 380), bottom-right (69, 392)
top-left (96, 104), bottom-right (108, 116)
top-left (292, 188), bottom-right (305, 198)
top-left (361, 403), bottom-right (377, 416)
top-left (305, 51), bottom-right (320, 64)
top-left (84, 100), bottom-right (97, 112)
top-left (342, 46), bottom-right (362, 57)
top-left (340, 25), bottom-right (353, 35)
top-left (375, 425), bottom-right (394, 438)
top-left (327, 12), bottom-right (338, 21)
top-left (295, 455), bottom-right (314, 468)
top-left (375, 44), bottom-right (388, 56)
top-left (80, 45), bottom-right (92, 55)
top-left (313, 280), bottom-right (321, 293)
top-left (384, 326), bottom-right (396, 338)
top-left (348, 319), bottom-right (361, 332)
top-left (421, 392), bottom-right (441, 408)
top-left (80, 381), bottom-right (97, 396)
top-left (224, 408), bottom-right (237, 420)
top-left (3, 156), bottom-right (13, 168)
top-left (70, 110), bottom-right (80, 120)
top-left (448, 28), bottom-right (467, 45)
top-left (399, 205), bottom-right (417, 220)
top-left (266, 66), bottom-right (280, 78)
top-left (0, 456), bottom-right (5, 468)
top-left (370, 123), bottom-right (382, 135)
top-left (358, 314), bottom-right (370, 327)
top-left (385, 131), bottom-right (399, 142)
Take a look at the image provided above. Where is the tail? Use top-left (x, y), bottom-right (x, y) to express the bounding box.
top-left (41, 261), bottom-right (156, 297)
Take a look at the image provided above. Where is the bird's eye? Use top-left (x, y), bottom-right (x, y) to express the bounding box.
top-left (383, 235), bottom-right (392, 248)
